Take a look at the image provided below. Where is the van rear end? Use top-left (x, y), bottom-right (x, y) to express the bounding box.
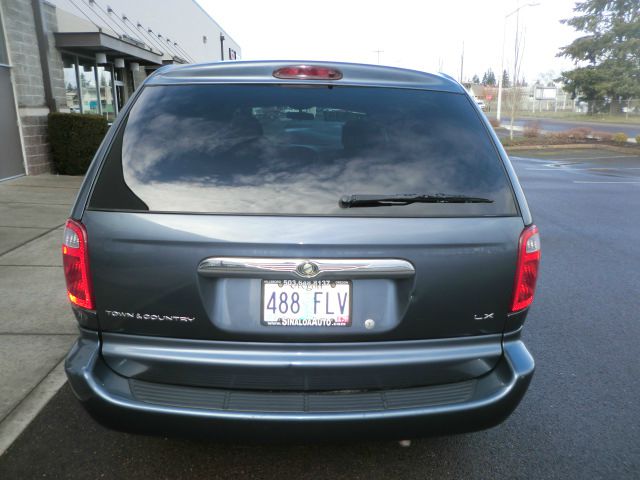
top-left (63, 61), bottom-right (538, 440)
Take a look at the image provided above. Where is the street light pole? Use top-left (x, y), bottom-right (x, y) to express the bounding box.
top-left (460, 41), bottom-right (465, 83)
top-left (496, 2), bottom-right (539, 122)
top-left (497, 18), bottom-right (507, 121)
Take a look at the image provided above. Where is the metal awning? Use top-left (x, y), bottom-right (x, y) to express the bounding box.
top-left (54, 32), bottom-right (163, 65)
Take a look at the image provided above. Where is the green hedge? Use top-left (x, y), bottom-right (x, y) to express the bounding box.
top-left (48, 113), bottom-right (109, 175)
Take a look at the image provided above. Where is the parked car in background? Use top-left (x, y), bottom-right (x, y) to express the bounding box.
top-left (476, 98), bottom-right (488, 111)
top-left (63, 61), bottom-right (539, 440)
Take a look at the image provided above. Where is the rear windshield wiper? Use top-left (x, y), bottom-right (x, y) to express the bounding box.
top-left (339, 193), bottom-right (494, 208)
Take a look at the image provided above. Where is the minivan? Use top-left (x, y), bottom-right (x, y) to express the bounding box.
top-left (64, 61), bottom-right (539, 440)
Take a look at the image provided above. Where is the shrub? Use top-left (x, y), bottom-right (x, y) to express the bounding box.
top-left (591, 131), bottom-right (613, 142)
top-left (48, 113), bottom-right (108, 175)
top-left (566, 127), bottom-right (592, 140)
top-left (523, 121), bottom-right (541, 138)
top-left (636, 134), bottom-right (640, 144)
top-left (489, 117), bottom-right (501, 128)
top-left (549, 128), bottom-right (592, 143)
top-left (611, 132), bottom-right (628, 144)
top-left (550, 131), bottom-right (571, 142)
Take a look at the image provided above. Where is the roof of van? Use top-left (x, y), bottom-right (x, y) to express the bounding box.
top-left (146, 60), bottom-right (465, 93)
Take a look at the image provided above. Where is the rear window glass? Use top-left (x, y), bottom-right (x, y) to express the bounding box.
top-left (89, 85), bottom-right (517, 216)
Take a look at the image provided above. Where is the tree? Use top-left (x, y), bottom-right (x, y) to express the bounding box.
top-left (482, 69), bottom-right (496, 86)
top-left (472, 74), bottom-right (480, 84)
top-left (502, 69), bottom-right (511, 88)
top-left (557, 0), bottom-right (640, 114)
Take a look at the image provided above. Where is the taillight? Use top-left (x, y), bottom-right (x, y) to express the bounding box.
top-left (62, 219), bottom-right (94, 310)
top-left (511, 225), bottom-right (541, 312)
top-left (273, 65), bottom-right (343, 80)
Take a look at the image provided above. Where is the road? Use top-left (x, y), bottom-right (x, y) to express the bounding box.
top-left (507, 116), bottom-right (640, 138)
top-left (1, 148), bottom-right (639, 479)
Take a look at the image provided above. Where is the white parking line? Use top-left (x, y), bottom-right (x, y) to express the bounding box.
top-left (509, 155), bottom-right (639, 168)
top-left (526, 167), bottom-right (640, 171)
top-left (540, 155), bottom-right (637, 161)
top-left (513, 154), bottom-right (638, 162)
top-left (0, 360), bottom-right (67, 457)
top-left (573, 181), bottom-right (640, 184)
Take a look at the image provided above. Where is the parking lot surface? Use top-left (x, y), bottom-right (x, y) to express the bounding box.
top-left (1, 148), bottom-right (639, 479)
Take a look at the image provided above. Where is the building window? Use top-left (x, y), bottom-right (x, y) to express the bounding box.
top-left (97, 65), bottom-right (116, 121)
top-left (62, 55), bottom-right (80, 112)
top-left (63, 54), bottom-right (126, 120)
top-left (202, 35), bottom-right (207, 44)
top-left (79, 61), bottom-right (99, 114)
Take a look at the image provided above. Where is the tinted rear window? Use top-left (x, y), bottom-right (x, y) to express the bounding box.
top-left (90, 85), bottom-right (517, 216)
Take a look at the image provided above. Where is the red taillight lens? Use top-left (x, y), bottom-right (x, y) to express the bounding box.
top-left (273, 65), bottom-right (343, 80)
top-left (62, 219), bottom-right (94, 310)
top-left (511, 225), bottom-right (541, 312)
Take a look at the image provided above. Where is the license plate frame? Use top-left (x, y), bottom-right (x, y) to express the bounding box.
top-left (261, 279), bottom-right (352, 327)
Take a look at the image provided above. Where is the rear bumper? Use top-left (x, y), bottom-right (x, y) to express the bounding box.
top-left (65, 329), bottom-right (534, 440)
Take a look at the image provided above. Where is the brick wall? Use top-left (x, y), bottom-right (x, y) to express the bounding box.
top-left (3, 0), bottom-right (50, 174)
top-left (42, 1), bottom-right (66, 110)
top-left (2, 0), bottom-right (45, 107)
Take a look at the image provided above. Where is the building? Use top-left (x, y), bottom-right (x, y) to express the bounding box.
top-left (0, 0), bottom-right (240, 180)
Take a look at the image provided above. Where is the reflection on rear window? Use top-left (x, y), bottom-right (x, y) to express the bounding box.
top-left (90, 85), bottom-right (517, 216)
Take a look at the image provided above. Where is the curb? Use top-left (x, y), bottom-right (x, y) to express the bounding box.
top-left (504, 144), bottom-right (640, 154)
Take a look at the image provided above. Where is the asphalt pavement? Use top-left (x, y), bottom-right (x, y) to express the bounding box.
top-left (1, 148), bottom-right (639, 479)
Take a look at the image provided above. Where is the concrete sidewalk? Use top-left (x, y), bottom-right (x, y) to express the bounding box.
top-left (0, 174), bottom-right (82, 454)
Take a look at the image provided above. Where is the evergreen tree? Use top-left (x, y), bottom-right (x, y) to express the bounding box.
top-left (482, 69), bottom-right (496, 86)
top-left (557, 0), bottom-right (640, 113)
top-left (502, 70), bottom-right (510, 88)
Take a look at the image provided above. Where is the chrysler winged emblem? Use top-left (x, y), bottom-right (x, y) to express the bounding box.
top-left (296, 261), bottom-right (320, 278)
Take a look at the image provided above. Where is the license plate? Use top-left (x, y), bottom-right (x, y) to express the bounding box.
top-left (261, 280), bottom-right (351, 327)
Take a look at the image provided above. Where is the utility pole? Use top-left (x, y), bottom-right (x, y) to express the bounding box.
top-left (459, 41), bottom-right (464, 83)
top-left (497, 2), bottom-right (539, 122)
top-left (374, 49), bottom-right (384, 65)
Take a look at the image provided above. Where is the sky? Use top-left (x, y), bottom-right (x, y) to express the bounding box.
top-left (197, 0), bottom-right (582, 84)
